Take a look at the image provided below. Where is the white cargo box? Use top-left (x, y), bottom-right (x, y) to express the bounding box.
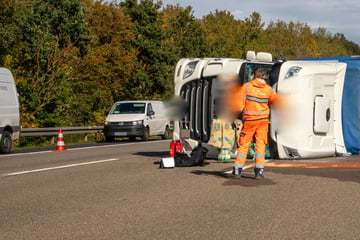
top-left (160, 157), bottom-right (175, 168)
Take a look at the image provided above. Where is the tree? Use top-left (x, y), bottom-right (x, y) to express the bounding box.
top-left (265, 20), bottom-right (310, 59)
top-left (162, 4), bottom-right (209, 58)
top-left (2, 0), bottom-right (360, 130)
top-left (12, 0), bottom-right (91, 127)
top-left (71, 1), bottom-right (137, 125)
top-left (121, 0), bottom-right (174, 99)
top-left (0, 0), bottom-right (17, 64)
top-left (0, 0), bottom-right (33, 66)
top-left (334, 33), bottom-right (360, 55)
top-left (243, 12), bottom-right (265, 54)
top-left (202, 10), bottom-right (245, 58)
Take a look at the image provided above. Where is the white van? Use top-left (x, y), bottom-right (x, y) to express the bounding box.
top-left (0, 68), bottom-right (20, 153)
top-left (104, 100), bottom-right (171, 141)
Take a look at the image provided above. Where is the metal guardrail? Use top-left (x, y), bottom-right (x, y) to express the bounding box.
top-left (21, 126), bottom-right (104, 137)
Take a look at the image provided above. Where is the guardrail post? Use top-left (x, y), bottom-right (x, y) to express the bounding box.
top-left (96, 132), bottom-right (103, 142)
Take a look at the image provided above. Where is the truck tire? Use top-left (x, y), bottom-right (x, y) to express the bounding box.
top-left (0, 130), bottom-right (12, 153)
top-left (142, 127), bottom-right (149, 141)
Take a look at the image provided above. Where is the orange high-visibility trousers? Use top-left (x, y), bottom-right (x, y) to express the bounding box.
top-left (235, 119), bottom-right (269, 169)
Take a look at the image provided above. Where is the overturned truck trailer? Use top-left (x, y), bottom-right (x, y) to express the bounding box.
top-left (173, 52), bottom-right (360, 159)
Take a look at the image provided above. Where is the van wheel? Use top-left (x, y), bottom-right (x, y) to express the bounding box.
top-left (0, 130), bottom-right (12, 153)
top-left (162, 126), bottom-right (170, 140)
top-left (142, 127), bottom-right (149, 141)
top-left (105, 136), bottom-right (115, 142)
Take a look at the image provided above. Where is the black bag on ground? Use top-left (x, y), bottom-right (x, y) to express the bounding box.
top-left (174, 145), bottom-right (209, 167)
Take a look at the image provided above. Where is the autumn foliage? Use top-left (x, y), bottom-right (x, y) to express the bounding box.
top-left (0, 0), bottom-right (359, 127)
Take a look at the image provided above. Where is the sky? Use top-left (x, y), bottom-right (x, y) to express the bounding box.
top-left (160, 0), bottom-right (360, 46)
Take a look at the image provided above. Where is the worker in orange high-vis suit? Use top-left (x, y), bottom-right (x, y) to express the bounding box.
top-left (231, 67), bottom-right (277, 179)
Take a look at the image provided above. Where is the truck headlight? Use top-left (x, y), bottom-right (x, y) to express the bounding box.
top-left (183, 61), bottom-right (199, 79)
top-left (285, 66), bottom-right (302, 79)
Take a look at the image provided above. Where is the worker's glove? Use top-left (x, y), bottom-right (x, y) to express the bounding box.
top-left (234, 119), bottom-right (243, 131)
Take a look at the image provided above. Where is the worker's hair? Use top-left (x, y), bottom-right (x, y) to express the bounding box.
top-left (254, 67), bottom-right (266, 79)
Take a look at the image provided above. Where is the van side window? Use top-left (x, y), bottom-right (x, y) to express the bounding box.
top-left (147, 103), bottom-right (154, 115)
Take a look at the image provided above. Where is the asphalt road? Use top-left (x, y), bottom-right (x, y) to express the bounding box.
top-left (1, 141), bottom-right (359, 240)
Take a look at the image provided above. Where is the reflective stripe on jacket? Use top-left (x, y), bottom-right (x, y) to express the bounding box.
top-left (233, 78), bottom-right (276, 121)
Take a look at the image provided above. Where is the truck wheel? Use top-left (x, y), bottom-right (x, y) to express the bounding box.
top-left (142, 127), bottom-right (149, 141)
top-left (0, 130), bottom-right (12, 153)
top-left (162, 126), bottom-right (170, 140)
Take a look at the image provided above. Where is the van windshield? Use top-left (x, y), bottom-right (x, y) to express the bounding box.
top-left (111, 102), bottom-right (146, 114)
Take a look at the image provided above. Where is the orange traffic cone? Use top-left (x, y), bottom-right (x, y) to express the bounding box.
top-left (53, 127), bottom-right (67, 152)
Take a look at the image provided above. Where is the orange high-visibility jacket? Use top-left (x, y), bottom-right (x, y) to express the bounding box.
top-left (232, 79), bottom-right (276, 121)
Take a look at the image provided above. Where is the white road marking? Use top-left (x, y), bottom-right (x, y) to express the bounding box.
top-left (3, 158), bottom-right (120, 177)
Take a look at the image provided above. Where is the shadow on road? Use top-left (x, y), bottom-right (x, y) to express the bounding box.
top-left (268, 167), bottom-right (360, 184)
top-left (191, 170), bottom-right (230, 178)
top-left (133, 151), bottom-right (170, 157)
top-left (190, 169), bottom-right (277, 187)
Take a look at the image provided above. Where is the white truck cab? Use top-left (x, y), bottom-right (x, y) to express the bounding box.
top-left (0, 68), bottom-right (20, 153)
top-left (173, 52), bottom-right (274, 158)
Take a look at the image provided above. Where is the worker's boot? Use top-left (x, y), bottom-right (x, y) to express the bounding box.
top-left (232, 164), bottom-right (242, 178)
top-left (254, 168), bottom-right (264, 179)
